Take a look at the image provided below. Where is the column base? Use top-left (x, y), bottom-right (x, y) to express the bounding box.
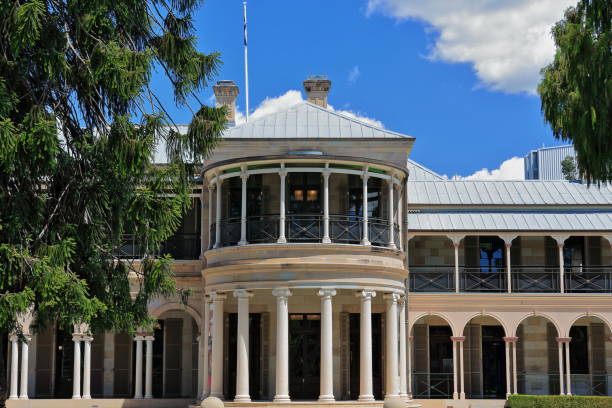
top-left (384, 394), bottom-right (400, 401)
top-left (82, 395), bottom-right (91, 400)
top-left (238, 240), bottom-right (248, 246)
top-left (18, 396), bottom-right (29, 400)
top-left (358, 395), bottom-right (375, 402)
top-left (400, 393), bottom-right (410, 401)
top-left (72, 396), bottom-right (81, 400)
top-left (452, 392), bottom-right (458, 399)
top-left (134, 395), bottom-right (143, 399)
top-left (8, 396), bottom-right (18, 400)
top-left (234, 395), bottom-right (251, 403)
top-left (322, 237), bottom-right (331, 244)
top-left (388, 243), bottom-right (397, 250)
top-left (273, 395), bottom-right (291, 402)
top-left (361, 239), bottom-right (371, 246)
top-left (144, 395), bottom-right (153, 399)
top-left (460, 392), bottom-right (465, 399)
top-left (277, 238), bottom-right (287, 244)
top-left (318, 395), bottom-right (335, 402)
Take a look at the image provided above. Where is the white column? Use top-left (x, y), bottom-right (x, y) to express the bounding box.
top-left (361, 171), bottom-right (370, 246)
top-left (500, 235), bottom-right (516, 293)
top-left (512, 339), bottom-right (518, 394)
top-left (210, 292), bottom-right (226, 398)
top-left (273, 288), bottom-right (292, 402)
top-left (201, 297), bottom-right (211, 398)
top-left (356, 290), bottom-right (376, 401)
top-left (9, 334), bottom-right (19, 400)
top-left (134, 335), bottom-right (144, 399)
top-left (448, 235), bottom-right (464, 293)
top-left (72, 335), bottom-right (82, 399)
top-left (557, 338), bottom-right (565, 395)
top-left (208, 184), bottom-right (214, 249)
top-left (459, 337), bottom-right (465, 399)
top-left (322, 169), bottom-right (331, 244)
top-left (234, 289), bottom-right (252, 402)
top-left (214, 178), bottom-right (222, 248)
top-left (407, 336), bottom-right (413, 398)
top-left (565, 339), bottom-right (572, 395)
top-left (278, 169), bottom-right (287, 244)
top-left (239, 170), bottom-right (249, 246)
top-left (19, 335), bottom-right (30, 400)
top-left (82, 335), bottom-right (92, 399)
top-left (387, 180), bottom-right (396, 249)
top-left (384, 293), bottom-right (400, 400)
top-left (398, 297), bottom-right (408, 400)
top-left (451, 337), bottom-right (458, 399)
top-left (398, 184), bottom-right (404, 250)
top-left (553, 236), bottom-right (568, 293)
top-left (504, 338), bottom-right (511, 397)
top-left (144, 334), bottom-right (154, 399)
top-left (318, 288), bottom-right (336, 402)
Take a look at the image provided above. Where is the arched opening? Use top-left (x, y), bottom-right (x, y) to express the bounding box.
top-left (462, 315), bottom-right (507, 398)
top-left (568, 316), bottom-right (611, 396)
top-left (516, 316), bottom-right (560, 395)
top-left (411, 315), bottom-right (454, 399)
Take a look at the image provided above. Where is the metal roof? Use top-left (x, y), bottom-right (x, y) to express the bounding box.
top-left (407, 160), bottom-right (446, 181)
top-left (407, 211), bottom-right (612, 232)
top-left (407, 180), bottom-right (612, 206)
top-left (222, 102), bottom-right (413, 139)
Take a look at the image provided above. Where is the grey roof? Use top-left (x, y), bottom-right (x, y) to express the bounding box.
top-left (222, 102), bottom-right (413, 139)
top-left (407, 181), bottom-right (612, 206)
top-left (407, 211), bottom-right (612, 232)
top-left (407, 160), bottom-right (446, 181)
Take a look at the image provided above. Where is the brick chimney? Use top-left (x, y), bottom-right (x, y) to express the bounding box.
top-left (213, 80), bottom-right (239, 125)
top-left (303, 75), bottom-right (331, 108)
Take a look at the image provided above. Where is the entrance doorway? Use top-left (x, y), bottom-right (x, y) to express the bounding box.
top-left (482, 326), bottom-right (506, 398)
top-left (349, 313), bottom-right (383, 400)
top-left (54, 327), bottom-right (74, 398)
top-left (226, 313), bottom-right (263, 400)
top-left (289, 314), bottom-right (320, 399)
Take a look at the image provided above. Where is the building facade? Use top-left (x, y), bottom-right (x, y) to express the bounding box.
top-left (524, 145), bottom-right (577, 180)
top-left (5, 78), bottom-right (612, 408)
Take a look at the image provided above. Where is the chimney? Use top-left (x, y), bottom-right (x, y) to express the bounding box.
top-left (303, 75), bottom-right (331, 108)
top-left (213, 80), bottom-right (239, 125)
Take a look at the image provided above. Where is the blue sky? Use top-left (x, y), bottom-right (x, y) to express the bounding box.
top-left (153, 0), bottom-right (576, 179)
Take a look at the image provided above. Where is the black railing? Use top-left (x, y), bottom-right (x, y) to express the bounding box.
top-left (286, 214), bottom-right (322, 242)
top-left (461, 267), bottom-right (507, 292)
top-left (330, 214), bottom-right (363, 244)
top-left (410, 266), bottom-right (455, 292)
top-left (247, 214), bottom-right (279, 243)
top-left (571, 374), bottom-right (610, 396)
top-left (114, 233), bottom-right (201, 260)
top-left (512, 267), bottom-right (559, 293)
top-left (517, 373), bottom-right (561, 395)
top-left (220, 217), bottom-right (241, 247)
top-left (393, 223), bottom-right (400, 248)
top-left (412, 372), bottom-right (453, 399)
top-left (368, 217), bottom-right (390, 246)
top-left (565, 266), bottom-right (612, 293)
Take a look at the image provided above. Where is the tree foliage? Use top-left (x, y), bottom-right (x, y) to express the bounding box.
top-left (561, 155), bottom-right (578, 181)
top-left (538, 0), bottom-right (611, 185)
top-left (0, 0), bottom-right (226, 402)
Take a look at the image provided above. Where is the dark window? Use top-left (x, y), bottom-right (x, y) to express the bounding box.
top-left (479, 236), bottom-right (505, 272)
top-left (347, 176), bottom-right (382, 218)
top-left (429, 326), bottom-right (453, 374)
top-left (569, 326), bottom-right (589, 374)
top-left (288, 173), bottom-right (321, 214)
top-left (564, 237), bottom-right (585, 268)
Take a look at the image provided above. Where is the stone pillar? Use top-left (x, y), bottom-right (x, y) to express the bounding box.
top-left (458, 336), bottom-right (466, 399)
top-left (278, 169), bottom-right (287, 244)
top-left (407, 336), bottom-right (413, 398)
top-left (144, 334), bottom-right (154, 399)
top-left (234, 289), bottom-right (252, 402)
top-left (214, 178), bottom-right (222, 248)
top-left (500, 235), bottom-right (516, 293)
top-left (384, 293), bottom-right (400, 399)
top-left (210, 292), bottom-right (226, 398)
top-left (504, 338), bottom-right (511, 396)
top-left (387, 180), bottom-right (396, 249)
top-left (208, 184), bottom-right (214, 249)
top-left (556, 337), bottom-right (566, 395)
top-left (451, 337), bottom-right (459, 399)
top-left (19, 335), bottom-right (30, 400)
top-left (553, 236), bottom-right (568, 293)
top-left (512, 338), bottom-right (518, 394)
top-left (134, 334), bottom-right (144, 399)
top-left (239, 170), bottom-right (249, 246)
top-left (72, 334), bottom-right (82, 399)
top-left (82, 335), bottom-right (92, 399)
top-left (448, 235), bottom-right (464, 293)
top-left (273, 288), bottom-right (292, 402)
top-left (201, 297), bottom-right (211, 398)
top-left (322, 169), bottom-right (331, 244)
top-left (361, 171), bottom-right (370, 246)
top-left (318, 288), bottom-right (336, 402)
top-left (398, 297), bottom-right (408, 400)
top-left (398, 184), bottom-right (404, 250)
top-left (356, 290), bottom-right (376, 401)
top-left (9, 334), bottom-right (18, 400)
top-left (564, 338), bottom-right (572, 395)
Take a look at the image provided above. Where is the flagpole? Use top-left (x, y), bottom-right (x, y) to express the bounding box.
top-left (243, 0), bottom-right (249, 122)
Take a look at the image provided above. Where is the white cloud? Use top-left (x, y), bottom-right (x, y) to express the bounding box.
top-left (367, 0), bottom-right (577, 94)
top-left (348, 65), bottom-right (361, 84)
top-left (460, 156), bottom-right (525, 180)
top-left (235, 90), bottom-right (384, 128)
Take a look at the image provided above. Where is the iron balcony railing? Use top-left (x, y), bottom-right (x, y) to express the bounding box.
top-left (461, 267), bottom-right (507, 292)
top-left (516, 373), bottom-right (561, 395)
top-left (409, 266), bottom-right (455, 292)
top-left (412, 372), bottom-right (453, 399)
top-left (512, 267), bottom-right (560, 293)
top-left (114, 233), bottom-right (201, 260)
top-left (571, 374), bottom-right (611, 396)
top-left (565, 266), bottom-right (612, 293)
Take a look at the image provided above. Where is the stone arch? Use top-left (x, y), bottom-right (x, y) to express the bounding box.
top-left (150, 302), bottom-right (202, 330)
top-left (565, 313), bottom-right (612, 338)
top-left (460, 312), bottom-right (509, 337)
top-left (513, 312), bottom-right (562, 338)
top-left (410, 311), bottom-right (458, 337)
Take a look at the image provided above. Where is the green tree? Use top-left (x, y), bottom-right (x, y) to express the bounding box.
top-left (561, 155), bottom-right (578, 180)
top-left (538, 0), bottom-right (611, 185)
top-left (0, 0), bottom-right (226, 404)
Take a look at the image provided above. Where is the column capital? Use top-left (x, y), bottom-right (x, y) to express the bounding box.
top-left (551, 235), bottom-right (569, 246)
top-left (361, 170), bottom-right (369, 180)
top-left (322, 168), bottom-right (332, 178)
top-left (447, 234), bottom-right (465, 246)
top-left (603, 235), bottom-right (612, 247)
top-left (9, 333), bottom-right (19, 342)
top-left (450, 336), bottom-right (466, 343)
top-left (210, 291), bottom-right (227, 301)
top-left (556, 337), bottom-right (572, 343)
top-left (233, 289), bottom-right (254, 299)
top-left (503, 336), bottom-right (519, 343)
top-left (318, 288), bottom-right (337, 298)
top-left (383, 292), bottom-right (401, 303)
top-left (355, 289), bottom-right (376, 299)
top-left (21, 334), bottom-right (32, 343)
top-left (499, 235), bottom-right (517, 246)
top-left (134, 335), bottom-right (145, 342)
top-left (208, 183), bottom-right (215, 192)
top-left (240, 172), bottom-right (250, 181)
top-left (144, 335), bottom-right (155, 342)
top-left (278, 169), bottom-right (288, 178)
top-left (82, 335), bottom-right (93, 343)
top-left (272, 288), bottom-right (292, 298)
top-left (72, 334), bottom-right (82, 342)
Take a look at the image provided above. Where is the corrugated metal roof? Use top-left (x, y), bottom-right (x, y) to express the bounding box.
top-left (407, 160), bottom-right (446, 181)
top-left (407, 211), bottom-right (612, 231)
top-left (407, 181), bottom-right (612, 205)
top-left (222, 102), bottom-right (413, 139)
